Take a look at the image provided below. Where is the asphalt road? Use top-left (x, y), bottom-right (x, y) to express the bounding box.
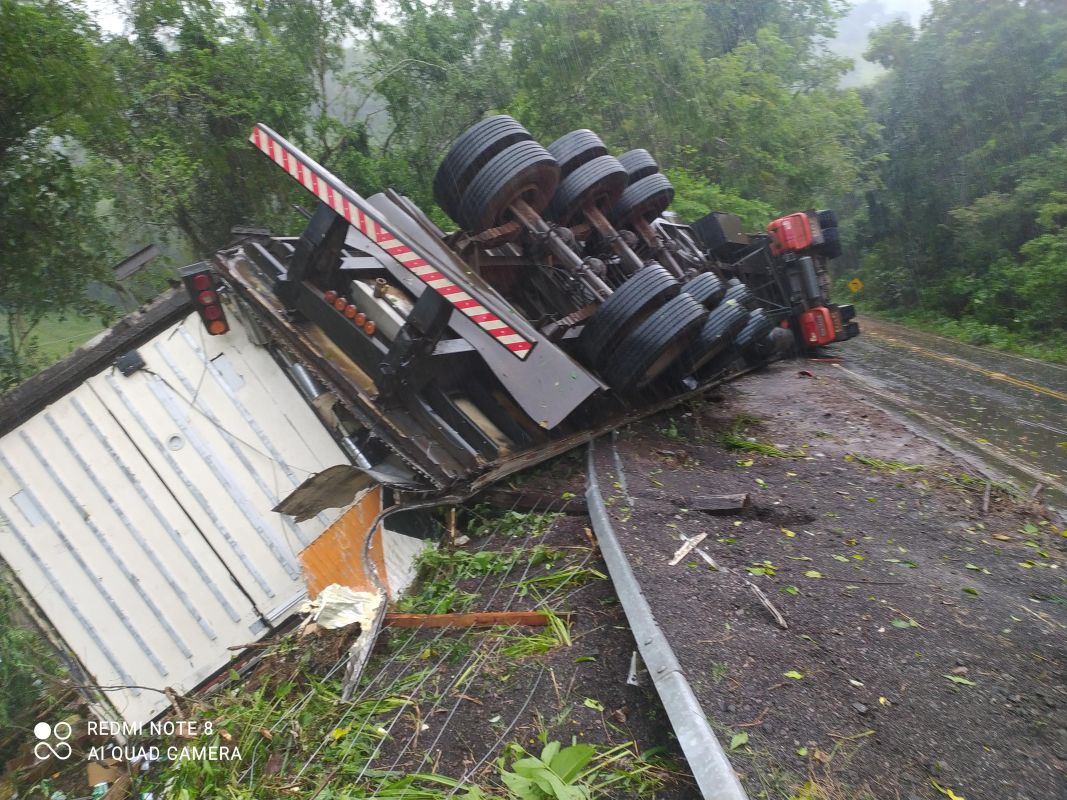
top-left (833, 317), bottom-right (1067, 511)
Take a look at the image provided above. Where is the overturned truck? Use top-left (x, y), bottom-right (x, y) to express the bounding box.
top-left (212, 117), bottom-right (857, 497)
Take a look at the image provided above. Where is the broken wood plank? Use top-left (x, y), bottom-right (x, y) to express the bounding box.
top-left (383, 611), bottom-right (564, 629)
top-left (685, 493), bottom-right (751, 514)
top-left (668, 532), bottom-right (709, 566)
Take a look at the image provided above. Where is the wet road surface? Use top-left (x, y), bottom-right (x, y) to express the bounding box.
top-left (832, 317), bottom-right (1067, 510)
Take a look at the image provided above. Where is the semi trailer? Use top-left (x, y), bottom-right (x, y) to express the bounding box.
top-left (204, 116), bottom-right (857, 500)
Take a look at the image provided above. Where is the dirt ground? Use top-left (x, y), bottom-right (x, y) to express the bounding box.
top-left (592, 362), bottom-right (1066, 800)
top-left (365, 510), bottom-right (698, 798)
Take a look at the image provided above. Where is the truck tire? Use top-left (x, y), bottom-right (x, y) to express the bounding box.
top-left (816, 209), bottom-right (838, 230)
top-left (579, 264), bottom-right (679, 366)
top-left (602, 293), bottom-right (707, 391)
top-left (611, 173), bottom-right (674, 226)
top-left (618, 149), bottom-right (659, 183)
top-left (722, 281), bottom-right (757, 310)
top-left (820, 226), bottom-right (842, 259)
top-left (682, 272), bottom-right (725, 308)
top-left (735, 308), bottom-right (775, 351)
top-left (674, 298), bottom-right (748, 375)
top-left (457, 140), bottom-right (560, 233)
top-left (547, 155), bottom-right (628, 225)
top-left (547, 130), bottom-right (609, 178)
top-left (434, 116), bottom-right (532, 219)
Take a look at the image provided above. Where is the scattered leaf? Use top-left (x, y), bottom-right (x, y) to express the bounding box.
top-left (729, 732), bottom-right (749, 751)
top-left (962, 587), bottom-right (979, 596)
top-left (804, 570), bottom-right (823, 579)
top-left (848, 679), bottom-right (864, 687)
top-left (832, 554), bottom-right (849, 562)
top-left (755, 478), bottom-right (768, 488)
top-left (931, 779), bottom-right (966, 800)
top-left (780, 585), bottom-right (799, 595)
top-left (943, 674), bottom-right (976, 687)
top-left (781, 527), bottom-right (797, 537)
top-left (991, 534), bottom-right (1012, 541)
top-left (737, 458), bottom-right (754, 467)
top-left (583, 697), bottom-right (605, 712)
top-left (796, 746), bottom-right (808, 757)
top-left (891, 618), bottom-right (918, 629)
top-left (783, 670), bottom-right (804, 680)
top-left (878, 696), bottom-right (889, 706)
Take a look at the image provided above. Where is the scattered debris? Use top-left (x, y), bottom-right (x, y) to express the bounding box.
top-left (668, 532), bottom-right (709, 565)
top-left (302, 583), bottom-right (382, 631)
top-left (684, 493), bottom-right (752, 515)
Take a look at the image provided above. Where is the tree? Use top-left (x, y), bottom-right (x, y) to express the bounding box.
top-left (504, 0), bottom-right (869, 212)
top-left (0, 0), bottom-right (118, 387)
top-left (855, 0), bottom-right (1067, 348)
top-left (359, 0), bottom-right (518, 209)
top-left (98, 0), bottom-right (318, 254)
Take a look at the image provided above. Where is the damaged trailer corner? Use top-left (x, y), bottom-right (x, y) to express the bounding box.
top-left (0, 297), bottom-right (426, 727)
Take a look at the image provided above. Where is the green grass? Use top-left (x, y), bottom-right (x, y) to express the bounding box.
top-left (845, 454), bottom-right (924, 472)
top-left (32, 315), bottom-right (107, 360)
top-left (720, 414), bottom-right (805, 458)
top-left (858, 306), bottom-right (1067, 365)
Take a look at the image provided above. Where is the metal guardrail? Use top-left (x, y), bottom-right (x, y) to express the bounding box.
top-left (585, 438), bottom-right (749, 800)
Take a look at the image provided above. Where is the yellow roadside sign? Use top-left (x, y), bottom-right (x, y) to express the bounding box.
top-left (848, 277), bottom-right (864, 293)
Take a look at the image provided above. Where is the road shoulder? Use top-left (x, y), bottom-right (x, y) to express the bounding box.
top-left (593, 363), bottom-right (1066, 800)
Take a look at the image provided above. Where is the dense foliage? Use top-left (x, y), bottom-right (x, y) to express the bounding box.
top-left (0, 0), bottom-right (117, 387)
top-left (851, 0), bottom-right (1067, 353)
top-left (0, 0), bottom-right (1064, 388)
top-left (0, 580), bottom-right (63, 765)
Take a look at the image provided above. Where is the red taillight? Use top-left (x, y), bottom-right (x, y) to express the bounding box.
top-left (180, 263), bottom-right (230, 336)
top-left (333, 297), bottom-right (348, 311)
top-left (324, 290), bottom-right (338, 303)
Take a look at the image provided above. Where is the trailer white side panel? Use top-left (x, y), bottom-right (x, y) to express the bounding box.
top-left (0, 311), bottom-right (346, 724)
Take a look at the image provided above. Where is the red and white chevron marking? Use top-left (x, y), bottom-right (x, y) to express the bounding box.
top-left (249, 124), bottom-right (533, 359)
